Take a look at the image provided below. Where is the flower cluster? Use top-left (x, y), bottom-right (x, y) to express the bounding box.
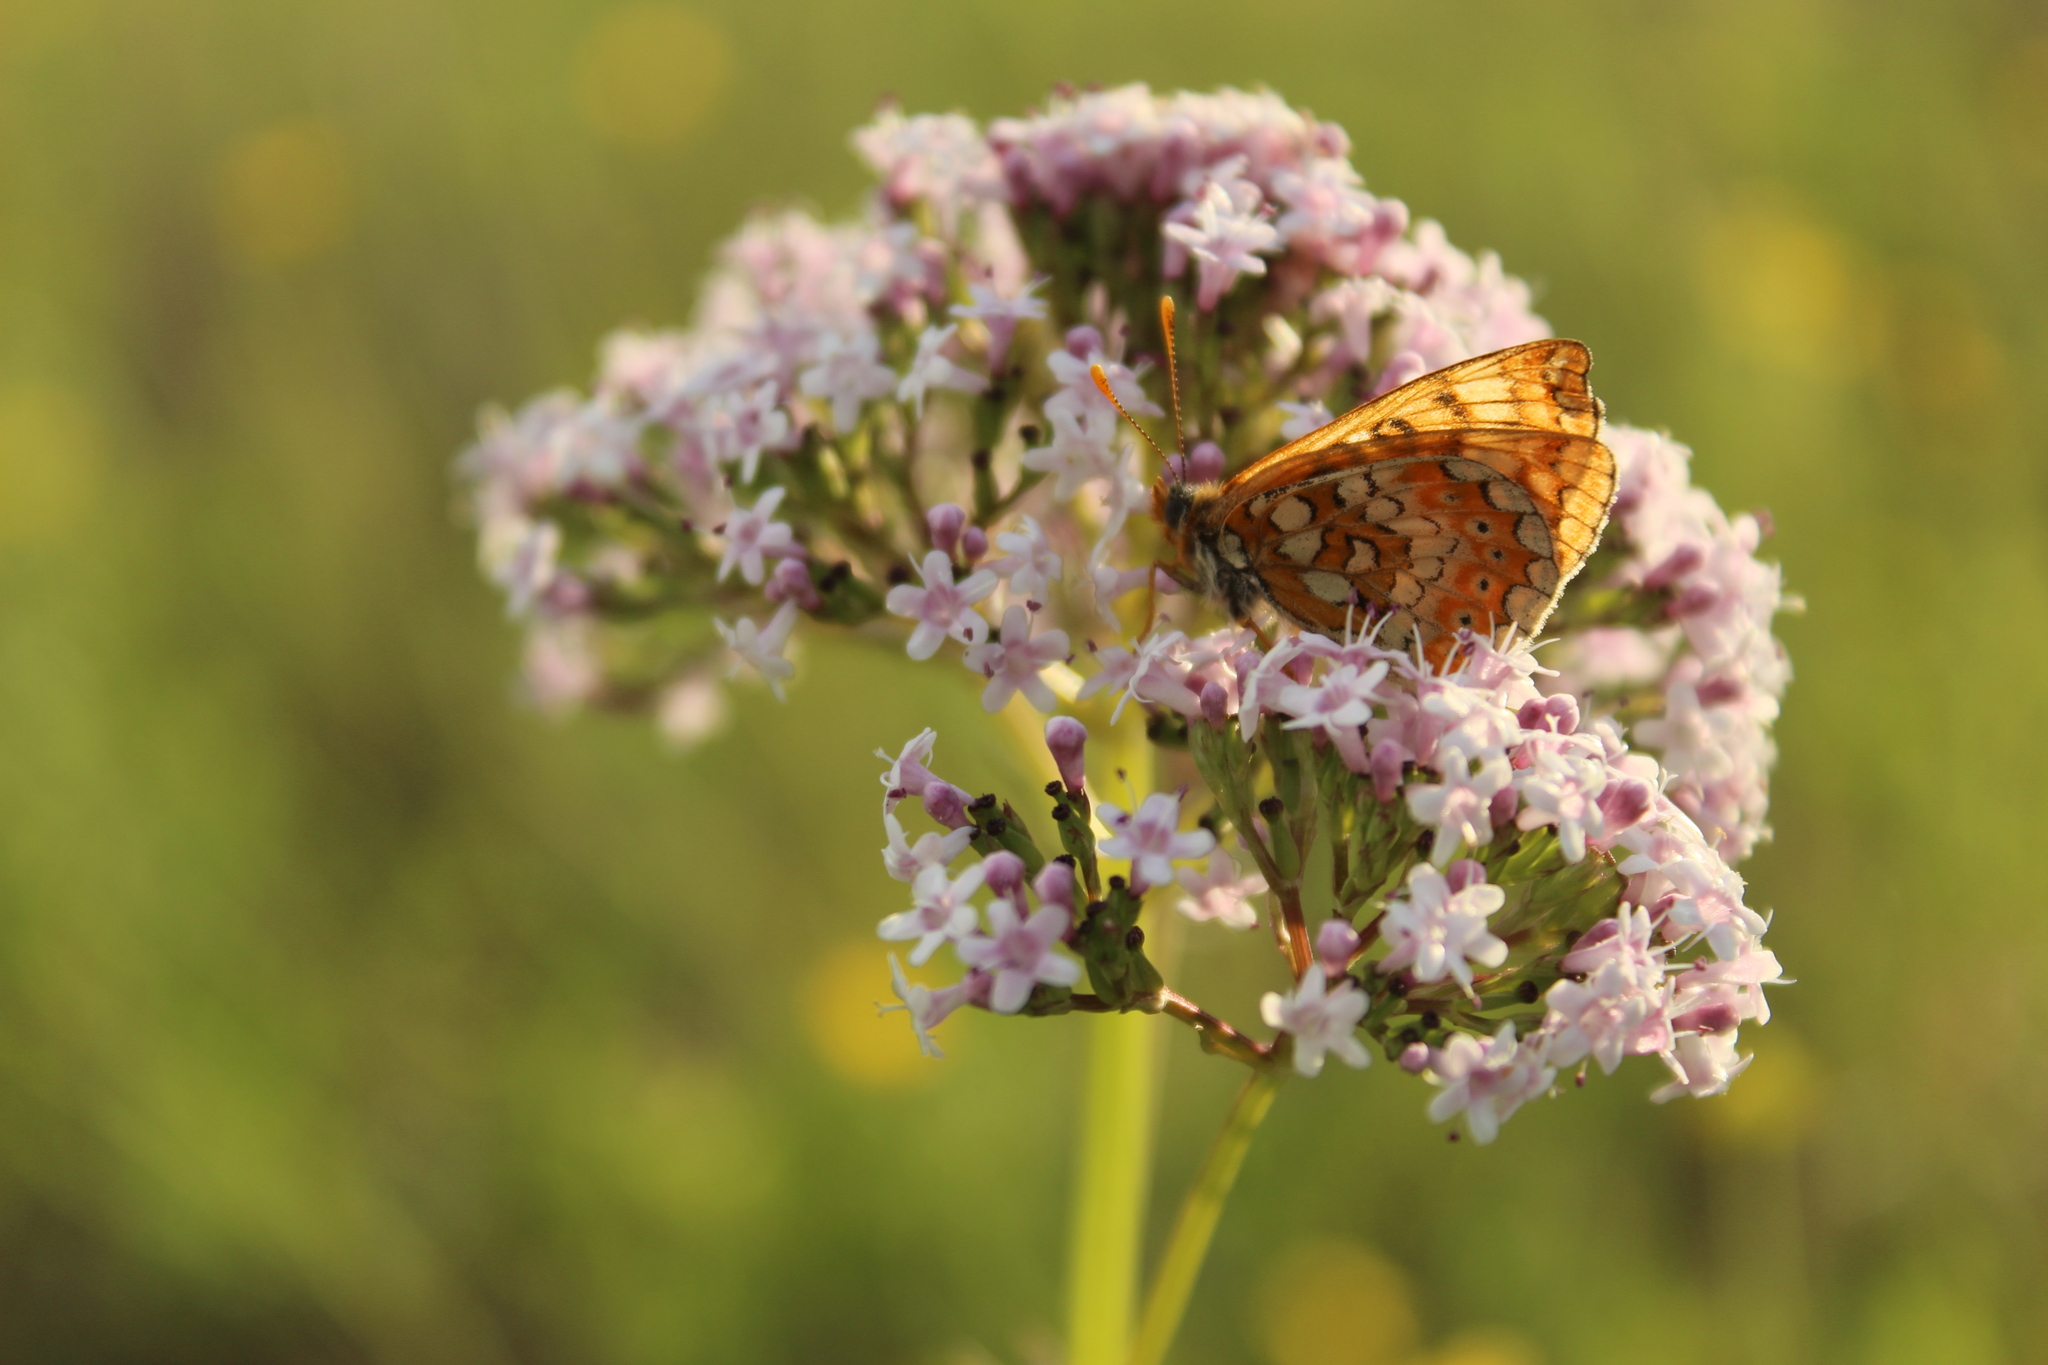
top-left (455, 85), bottom-right (1792, 1142)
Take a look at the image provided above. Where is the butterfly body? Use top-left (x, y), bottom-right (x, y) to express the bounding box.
top-left (1156, 339), bottom-right (1619, 659)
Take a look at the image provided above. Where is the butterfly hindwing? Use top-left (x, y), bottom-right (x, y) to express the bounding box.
top-left (1203, 381), bottom-right (1615, 656)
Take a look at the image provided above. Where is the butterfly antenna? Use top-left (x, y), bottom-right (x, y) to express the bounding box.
top-left (1159, 295), bottom-right (1187, 460)
top-left (1089, 364), bottom-right (1167, 464)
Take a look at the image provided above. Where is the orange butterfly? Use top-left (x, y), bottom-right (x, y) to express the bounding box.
top-left (1101, 302), bottom-right (1618, 662)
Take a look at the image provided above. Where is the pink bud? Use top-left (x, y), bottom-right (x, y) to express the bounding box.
top-left (1399, 1041), bottom-right (1430, 1073)
top-left (981, 850), bottom-right (1027, 898)
top-left (1516, 694), bottom-right (1578, 734)
top-left (1445, 859), bottom-right (1489, 894)
top-left (1369, 739), bottom-right (1406, 803)
top-left (1487, 783), bottom-right (1518, 830)
top-left (1186, 440), bottom-right (1226, 484)
top-left (925, 503), bottom-right (967, 557)
top-left (1034, 859), bottom-right (1076, 915)
top-left (1596, 778), bottom-right (1652, 834)
top-left (1045, 716), bottom-right (1088, 793)
top-left (960, 525), bottom-right (988, 562)
top-left (764, 557), bottom-right (821, 610)
top-left (1315, 919), bottom-right (1360, 972)
top-left (1643, 543), bottom-right (1705, 590)
top-left (1064, 325), bottom-right (1104, 358)
top-left (1666, 582), bottom-right (1720, 618)
top-left (922, 781), bottom-right (974, 829)
top-left (1694, 672), bottom-right (1747, 707)
top-left (1671, 1000), bottom-right (1740, 1035)
top-left (1199, 680), bottom-right (1229, 729)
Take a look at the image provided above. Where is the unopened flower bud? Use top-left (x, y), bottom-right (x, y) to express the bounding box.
top-left (1033, 859), bottom-right (1076, 914)
top-left (960, 525), bottom-right (988, 561)
top-left (1199, 680), bottom-right (1229, 729)
top-left (1399, 1041), bottom-right (1430, 1073)
top-left (1315, 918), bottom-right (1360, 972)
top-left (1045, 716), bottom-right (1088, 793)
top-left (1643, 543), bottom-right (1705, 590)
top-left (1596, 778), bottom-right (1652, 833)
top-left (1369, 738), bottom-right (1406, 803)
top-left (1446, 859), bottom-right (1488, 893)
top-left (925, 503), bottom-right (967, 557)
top-left (1187, 440), bottom-right (1226, 484)
top-left (981, 850), bottom-right (1027, 898)
top-left (923, 780), bottom-right (974, 829)
top-left (1063, 324), bottom-right (1103, 358)
top-left (1516, 694), bottom-right (1578, 734)
top-left (764, 556), bottom-right (822, 610)
top-left (1672, 1000), bottom-right (1740, 1035)
top-left (1667, 582), bottom-right (1721, 618)
top-left (1694, 672), bottom-right (1747, 707)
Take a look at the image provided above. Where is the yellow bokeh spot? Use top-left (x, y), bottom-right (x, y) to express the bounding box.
top-left (573, 5), bottom-right (732, 147)
top-left (1698, 1028), bottom-right (1819, 1152)
top-left (215, 119), bottom-right (352, 267)
top-left (0, 382), bottom-right (102, 543)
top-left (1261, 1236), bottom-right (1418, 1365)
top-left (1409, 1326), bottom-right (1546, 1365)
top-left (805, 939), bottom-right (948, 1088)
top-left (1696, 196), bottom-right (1879, 376)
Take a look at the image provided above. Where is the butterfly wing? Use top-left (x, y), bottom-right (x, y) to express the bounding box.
top-left (1207, 341), bottom-right (1615, 654)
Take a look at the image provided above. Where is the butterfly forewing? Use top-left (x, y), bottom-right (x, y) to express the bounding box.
top-left (1192, 341), bottom-right (1616, 657)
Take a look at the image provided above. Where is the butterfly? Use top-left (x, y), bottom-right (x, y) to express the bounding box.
top-left (1131, 328), bottom-right (1617, 663)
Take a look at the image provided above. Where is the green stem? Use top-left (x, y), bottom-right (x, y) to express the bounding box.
top-left (1065, 720), bottom-right (1161, 1365)
top-left (1126, 1067), bottom-right (1285, 1365)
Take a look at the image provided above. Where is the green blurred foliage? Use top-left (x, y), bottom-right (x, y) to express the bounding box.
top-left (0, 0), bottom-right (2043, 1360)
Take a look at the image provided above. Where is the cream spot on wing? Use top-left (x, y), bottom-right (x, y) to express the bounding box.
top-left (1344, 538), bottom-right (1379, 573)
top-left (1385, 515), bottom-right (1441, 540)
top-left (1300, 569), bottom-right (1352, 604)
top-left (1277, 530), bottom-right (1322, 564)
top-left (1409, 558), bottom-right (1445, 583)
top-left (1516, 514), bottom-right (1553, 555)
top-left (1389, 572), bottom-right (1425, 607)
top-left (1378, 614), bottom-right (1415, 650)
top-left (1334, 474), bottom-right (1373, 507)
top-left (1441, 457), bottom-right (1493, 482)
top-left (1526, 556), bottom-right (1559, 593)
top-left (1484, 479), bottom-right (1536, 514)
top-left (1268, 496), bottom-right (1315, 532)
top-left (1408, 534), bottom-right (1458, 560)
top-left (1218, 531), bottom-right (1250, 569)
top-left (1503, 583), bottom-right (1549, 629)
top-left (1364, 495), bottom-right (1403, 522)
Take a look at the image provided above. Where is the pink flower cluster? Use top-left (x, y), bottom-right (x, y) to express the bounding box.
top-left (1548, 426), bottom-right (1794, 861)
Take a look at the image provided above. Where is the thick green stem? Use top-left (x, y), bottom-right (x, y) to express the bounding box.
top-left (1065, 720), bottom-right (1161, 1365)
top-left (1126, 1067), bottom-right (1285, 1365)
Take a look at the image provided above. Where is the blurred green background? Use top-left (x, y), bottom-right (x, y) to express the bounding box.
top-left (3, 0), bottom-right (2045, 1361)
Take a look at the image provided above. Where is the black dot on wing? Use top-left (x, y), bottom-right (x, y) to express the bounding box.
top-left (1458, 612), bottom-right (1473, 626)
top-left (1477, 577), bottom-right (1490, 592)
top-left (1474, 519), bottom-right (1491, 534)
top-left (1490, 548), bottom-right (1506, 561)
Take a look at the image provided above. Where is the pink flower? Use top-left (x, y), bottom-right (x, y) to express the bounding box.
top-left (850, 108), bottom-right (1003, 234)
top-left (885, 550), bottom-right (999, 660)
top-left (1162, 177), bottom-right (1280, 310)
top-left (881, 811), bottom-right (975, 883)
top-left (951, 277), bottom-right (1047, 371)
top-left (1098, 791), bottom-right (1217, 889)
top-left (1020, 405), bottom-right (1124, 499)
top-left (717, 486), bottom-right (798, 585)
top-left (1425, 1023), bottom-right (1554, 1144)
top-left (878, 861), bottom-right (986, 965)
top-left (1544, 908), bottom-right (1673, 1075)
top-left (961, 606), bottom-right (1071, 712)
top-left (876, 727), bottom-right (940, 811)
top-left (1275, 661), bottom-right (1389, 773)
top-left (1376, 861), bottom-right (1507, 995)
top-left (896, 324), bottom-right (988, 416)
top-left (988, 515), bottom-right (1063, 603)
top-left (1174, 851), bottom-right (1266, 929)
top-left (1405, 753), bottom-right (1514, 864)
top-left (798, 328), bottom-right (898, 431)
top-left (1260, 969), bottom-right (1371, 1078)
top-left (1274, 399), bottom-right (1333, 441)
top-left (714, 601), bottom-right (798, 701)
top-left (1651, 1030), bottom-right (1751, 1103)
top-left (692, 379), bottom-right (795, 483)
top-left (956, 898), bottom-right (1081, 1013)
top-left (1513, 750), bottom-right (1610, 862)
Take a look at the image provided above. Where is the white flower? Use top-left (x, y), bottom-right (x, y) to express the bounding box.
top-left (1275, 399), bottom-right (1332, 441)
top-left (692, 380), bottom-right (794, 483)
top-left (988, 515), bottom-right (1063, 603)
top-left (951, 278), bottom-right (1047, 369)
top-left (881, 954), bottom-right (947, 1058)
top-left (716, 486), bottom-right (797, 585)
top-left (881, 811), bottom-right (975, 883)
top-left (656, 670), bottom-right (727, 748)
top-left (961, 605), bottom-right (1071, 712)
top-left (1425, 1023), bottom-right (1554, 1144)
top-left (1405, 752), bottom-right (1514, 864)
top-left (878, 861), bottom-right (986, 966)
top-left (1019, 405), bottom-right (1124, 499)
top-left (1375, 861), bottom-right (1507, 995)
top-left (1174, 851), bottom-right (1266, 929)
top-left (1097, 791), bottom-right (1216, 888)
top-left (715, 600), bottom-right (799, 700)
top-left (799, 328), bottom-right (898, 431)
top-left (484, 517), bottom-right (560, 618)
top-left (884, 550), bottom-right (1000, 660)
top-left (1513, 749), bottom-right (1610, 863)
top-left (956, 898), bottom-right (1081, 1013)
top-left (876, 727), bottom-right (939, 810)
top-left (896, 324), bottom-right (987, 416)
top-left (1260, 969), bottom-right (1371, 1078)
top-left (1162, 177), bottom-right (1280, 310)
top-left (1651, 1030), bottom-right (1752, 1103)
top-left (1275, 661), bottom-right (1388, 772)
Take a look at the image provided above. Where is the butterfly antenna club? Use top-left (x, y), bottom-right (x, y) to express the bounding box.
top-left (1159, 295), bottom-right (1187, 463)
top-left (1089, 364), bottom-right (1168, 465)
